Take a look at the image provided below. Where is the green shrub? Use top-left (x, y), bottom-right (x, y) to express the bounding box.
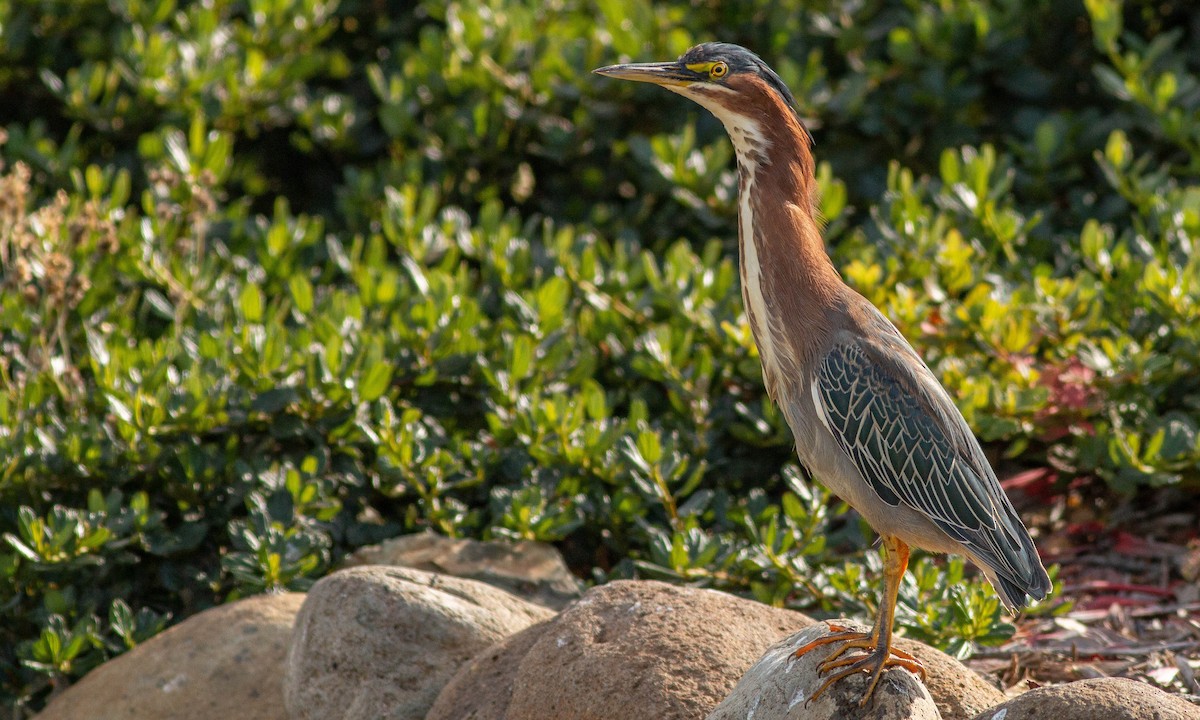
top-left (2, 0), bottom-right (1197, 711)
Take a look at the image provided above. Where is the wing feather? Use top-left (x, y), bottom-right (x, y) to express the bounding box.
top-left (814, 336), bottom-right (1050, 608)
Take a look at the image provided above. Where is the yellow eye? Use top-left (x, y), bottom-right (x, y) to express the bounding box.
top-left (710, 61), bottom-right (728, 79)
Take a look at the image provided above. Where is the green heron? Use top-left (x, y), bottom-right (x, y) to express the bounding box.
top-left (596, 43), bottom-right (1051, 705)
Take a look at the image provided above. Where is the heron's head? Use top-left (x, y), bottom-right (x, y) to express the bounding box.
top-left (594, 42), bottom-right (805, 141)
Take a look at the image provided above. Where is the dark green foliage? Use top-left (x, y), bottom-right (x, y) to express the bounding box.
top-left (1, 0), bottom-right (1197, 711)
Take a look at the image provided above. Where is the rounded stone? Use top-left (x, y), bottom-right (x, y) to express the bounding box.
top-left (342, 530), bottom-right (582, 610)
top-left (428, 579), bottom-right (816, 720)
top-left (284, 565), bottom-right (554, 720)
top-left (971, 677), bottom-right (1200, 720)
top-left (893, 633), bottom-right (1005, 719)
top-left (707, 621), bottom-right (942, 720)
top-left (34, 593), bottom-right (304, 720)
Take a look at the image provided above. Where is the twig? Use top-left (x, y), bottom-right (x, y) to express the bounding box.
top-left (1066, 601), bottom-right (1200, 623)
top-left (1062, 581), bottom-right (1176, 597)
top-left (972, 639), bottom-right (1200, 660)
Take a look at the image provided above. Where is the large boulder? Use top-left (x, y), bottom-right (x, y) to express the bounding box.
top-left (707, 621), bottom-right (941, 720)
top-left (284, 565), bottom-right (554, 720)
top-left (343, 531), bottom-right (582, 609)
top-left (428, 580), bottom-right (816, 720)
top-left (429, 582), bottom-right (1008, 720)
top-left (427, 619), bottom-right (549, 720)
top-left (891, 632), bottom-right (1005, 720)
top-left (971, 677), bottom-right (1200, 720)
top-left (34, 593), bottom-right (304, 720)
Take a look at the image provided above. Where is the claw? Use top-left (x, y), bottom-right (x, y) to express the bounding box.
top-left (883, 645), bottom-right (926, 680)
top-left (815, 636), bottom-right (873, 670)
top-left (819, 645), bottom-right (926, 678)
top-left (800, 632), bottom-right (927, 707)
top-left (801, 628), bottom-right (931, 700)
top-left (792, 625), bottom-right (870, 659)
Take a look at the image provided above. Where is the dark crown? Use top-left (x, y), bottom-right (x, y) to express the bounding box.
top-left (679, 42), bottom-right (801, 116)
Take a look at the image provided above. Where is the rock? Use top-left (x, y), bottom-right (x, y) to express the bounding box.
top-left (343, 531), bottom-right (582, 609)
top-left (284, 565), bottom-right (555, 720)
top-left (34, 593), bottom-right (304, 720)
top-left (892, 634), bottom-right (1005, 720)
top-left (971, 677), bottom-right (1200, 720)
top-left (427, 579), bottom-right (816, 720)
top-left (427, 620), bottom-right (551, 720)
top-left (707, 621), bottom-right (941, 720)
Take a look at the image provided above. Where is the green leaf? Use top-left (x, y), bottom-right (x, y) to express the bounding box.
top-left (289, 274), bottom-right (314, 314)
top-left (1105, 129), bottom-right (1130, 169)
top-left (251, 388), bottom-right (299, 414)
top-left (509, 335), bottom-right (534, 380)
top-left (240, 284), bottom-right (264, 323)
top-left (1083, 0), bottom-right (1123, 51)
top-left (359, 363), bottom-right (393, 402)
top-left (143, 288), bottom-right (175, 319)
top-left (536, 277), bottom-right (569, 328)
top-left (636, 429), bottom-right (662, 465)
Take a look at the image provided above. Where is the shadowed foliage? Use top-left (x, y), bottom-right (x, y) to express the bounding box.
top-left (1, 0), bottom-right (1198, 711)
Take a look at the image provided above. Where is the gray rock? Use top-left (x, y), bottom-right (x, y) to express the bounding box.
top-left (707, 620), bottom-right (941, 720)
top-left (427, 579), bottom-right (816, 720)
top-left (284, 566), bottom-right (554, 720)
top-left (35, 593), bottom-right (304, 720)
top-left (971, 677), bottom-right (1200, 720)
top-left (343, 531), bottom-right (582, 609)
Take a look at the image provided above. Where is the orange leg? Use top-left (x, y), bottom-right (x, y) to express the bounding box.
top-left (793, 536), bottom-right (926, 707)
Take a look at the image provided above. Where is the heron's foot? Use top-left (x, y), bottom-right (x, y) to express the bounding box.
top-left (794, 624), bottom-right (926, 707)
top-left (791, 622), bottom-right (870, 658)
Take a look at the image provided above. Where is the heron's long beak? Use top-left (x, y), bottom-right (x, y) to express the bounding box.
top-left (593, 61), bottom-right (694, 87)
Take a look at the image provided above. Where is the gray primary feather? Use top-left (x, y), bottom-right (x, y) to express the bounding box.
top-left (814, 325), bottom-right (1051, 609)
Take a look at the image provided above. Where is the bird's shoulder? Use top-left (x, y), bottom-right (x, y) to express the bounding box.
top-left (826, 292), bottom-right (930, 390)
top-left (820, 289), bottom-right (977, 453)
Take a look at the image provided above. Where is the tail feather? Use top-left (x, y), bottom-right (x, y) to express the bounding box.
top-left (982, 546), bottom-right (1052, 611)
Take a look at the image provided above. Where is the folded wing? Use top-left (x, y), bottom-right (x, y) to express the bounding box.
top-left (813, 334), bottom-right (1050, 608)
